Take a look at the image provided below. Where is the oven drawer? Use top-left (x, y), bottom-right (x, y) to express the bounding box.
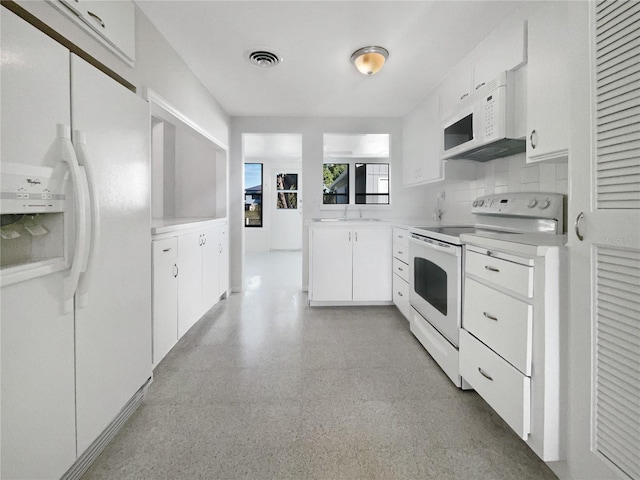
top-left (393, 274), bottom-right (410, 320)
top-left (393, 227), bottom-right (409, 247)
top-left (393, 257), bottom-right (409, 282)
top-left (463, 278), bottom-right (532, 375)
top-left (410, 308), bottom-right (461, 388)
top-left (393, 241), bottom-right (409, 264)
top-left (465, 250), bottom-right (533, 298)
top-left (460, 330), bottom-right (531, 440)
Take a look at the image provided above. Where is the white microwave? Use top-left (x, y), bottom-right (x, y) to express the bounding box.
top-left (441, 71), bottom-right (525, 162)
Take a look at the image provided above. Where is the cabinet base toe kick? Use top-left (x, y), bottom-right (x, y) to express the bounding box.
top-left (309, 300), bottom-right (393, 307)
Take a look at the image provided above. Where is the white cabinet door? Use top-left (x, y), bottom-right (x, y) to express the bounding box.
top-left (526, 2), bottom-right (569, 162)
top-left (352, 227), bottom-right (392, 301)
top-left (200, 226), bottom-right (220, 315)
top-left (310, 227), bottom-right (352, 301)
top-left (177, 232), bottom-right (202, 337)
top-left (439, 62), bottom-right (474, 119)
top-left (152, 238), bottom-right (178, 367)
top-left (56, 0), bottom-right (136, 63)
top-left (402, 92), bottom-right (443, 186)
top-left (218, 223), bottom-right (230, 296)
top-left (471, 20), bottom-right (527, 93)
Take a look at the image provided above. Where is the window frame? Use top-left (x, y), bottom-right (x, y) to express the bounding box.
top-left (322, 163), bottom-right (350, 205)
top-left (354, 162), bottom-right (390, 205)
top-left (244, 163), bottom-right (263, 228)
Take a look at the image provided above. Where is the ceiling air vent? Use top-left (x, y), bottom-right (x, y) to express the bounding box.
top-left (247, 50), bottom-right (281, 68)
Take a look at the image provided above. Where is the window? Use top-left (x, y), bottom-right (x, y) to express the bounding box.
top-left (244, 163), bottom-right (263, 227)
top-left (322, 163), bottom-right (349, 204)
top-left (355, 163), bottom-right (389, 204)
top-left (322, 133), bottom-right (390, 205)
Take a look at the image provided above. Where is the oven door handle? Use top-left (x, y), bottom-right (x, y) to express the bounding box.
top-left (409, 234), bottom-right (461, 257)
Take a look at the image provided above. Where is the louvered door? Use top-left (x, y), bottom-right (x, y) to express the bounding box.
top-left (568, 1), bottom-right (640, 479)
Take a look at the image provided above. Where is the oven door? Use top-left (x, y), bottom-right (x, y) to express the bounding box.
top-left (409, 234), bottom-right (462, 346)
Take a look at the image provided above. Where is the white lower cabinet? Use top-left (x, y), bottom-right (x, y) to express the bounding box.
top-left (392, 227), bottom-right (411, 320)
top-left (177, 232), bottom-right (204, 337)
top-left (461, 242), bottom-right (564, 462)
top-left (152, 238), bottom-right (179, 365)
top-left (460, 330), bottom-right (531, 439)
top-left (152, 219), bottom-right (228, 366)
top-left (201, 226), bottom-right (221, 316)
top-left (309, 224), bottom-right (392, 304)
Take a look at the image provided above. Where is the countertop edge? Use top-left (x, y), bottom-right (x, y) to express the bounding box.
top-left (151, 217), bottom-right (227, 236)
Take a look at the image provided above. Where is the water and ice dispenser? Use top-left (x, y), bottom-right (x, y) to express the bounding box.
top-left (1, 162), bottom-right (69, 277)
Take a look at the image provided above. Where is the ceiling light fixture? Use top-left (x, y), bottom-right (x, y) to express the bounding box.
top-left (350, 46), bottom-right (389, 76)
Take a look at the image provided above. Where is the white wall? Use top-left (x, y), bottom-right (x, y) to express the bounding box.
top-left (230, 117), bottom-right (433, 291)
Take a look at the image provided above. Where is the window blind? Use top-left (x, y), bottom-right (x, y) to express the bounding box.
top-left (595, 246), bottom-right (640, 479)
top-left (596, 0), bottom-right (640, 209)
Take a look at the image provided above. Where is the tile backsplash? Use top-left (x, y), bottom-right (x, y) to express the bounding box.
top-left (436, 153), bottom-right (568, 224)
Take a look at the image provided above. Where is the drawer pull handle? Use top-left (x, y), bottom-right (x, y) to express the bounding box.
top-left (398, 251), bottom-right (404, 255)
top-left (483, 312), bottom-right (498, 321)
top-left (163, 248), bottom-right (172, 252)
top-left (478, 367), bottom-right (493, 381)
top-left (398, 267), bottom-right (404, 272)
top-left (397, 292), bottom-right (404, 297)
top-left (398, 235), bottom-right (404, 239)
top-left (484, 265), bottom-right (500, 272)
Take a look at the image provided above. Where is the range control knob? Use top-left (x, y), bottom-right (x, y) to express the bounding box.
top-left (477, 199), bottom-right (484, 207)
top-left (527, 199), bottom-right (538, 208)
top-left (538, 198), bottom-right (551, 209)
top-left (472, 200), bottom-right (478, 207)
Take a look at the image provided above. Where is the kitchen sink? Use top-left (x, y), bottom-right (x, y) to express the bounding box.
top-left (311, 218), bottom-right (383, 222)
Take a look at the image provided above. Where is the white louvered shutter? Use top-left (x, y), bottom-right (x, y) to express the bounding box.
top-left (595, 0), bottom-right (640, 209)
top-left (594, 2), bottom-right (640, 479)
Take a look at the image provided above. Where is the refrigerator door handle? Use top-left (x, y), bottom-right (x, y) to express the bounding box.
top-left (58, 124), bottom-right (89, 313)
top-left (74, 130), bottom-right (99, 308)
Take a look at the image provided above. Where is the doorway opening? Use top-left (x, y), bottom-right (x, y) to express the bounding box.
top-left (242, 133), bottom-right (303, 290)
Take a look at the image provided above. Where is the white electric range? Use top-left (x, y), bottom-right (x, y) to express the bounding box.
top-left (407, 192), bottom-right (565, 387)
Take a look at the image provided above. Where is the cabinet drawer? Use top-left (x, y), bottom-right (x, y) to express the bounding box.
top-left (463, 278), bottom-right (532, 375)
top-left (393, 241), bottom-right (409, 263)
top-left (393, 227), bottom-right (409, 246)
top-left (152, 237), bottom-right (177, 261)
top-left (465, 250), bottom-right (533, 297)
top-left (460, 330), bottom-right (530, 440)
top-left (393, 257), bottom-right (409, 282)
top-left (393, 274), bottom-right (410, 320)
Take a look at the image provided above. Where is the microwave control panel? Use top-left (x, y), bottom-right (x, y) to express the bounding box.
top-left (484, 94), bottom-right (496, 139)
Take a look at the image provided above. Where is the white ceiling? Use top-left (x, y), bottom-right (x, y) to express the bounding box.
top-left (136, 1), bottom-right (526, 118)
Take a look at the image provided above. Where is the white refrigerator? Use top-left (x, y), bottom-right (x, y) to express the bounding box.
top-left (1, 8), bottom-right (152, 479)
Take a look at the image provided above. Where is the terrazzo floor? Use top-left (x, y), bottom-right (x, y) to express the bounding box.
top-left (83, 250), bottom-right (557, 480)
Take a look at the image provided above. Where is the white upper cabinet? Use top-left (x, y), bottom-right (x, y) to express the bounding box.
top-left (440, 20), bottom-right (527, 119)
top-left (526, 2), bottom-right (569, 162)
top-left (55, 0), bottom-right (136, 65)
top-left (439, 62), bottom-right (474, 120)
top-left (402, 92), bottom-right (443, 186)
top-left (471, 20), bottom-right (527, 95)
